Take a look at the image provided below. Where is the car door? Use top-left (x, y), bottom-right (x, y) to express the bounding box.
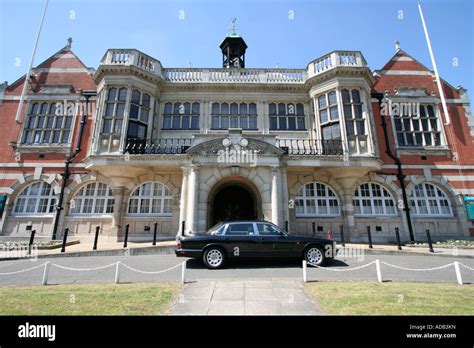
top-left (256, 223), bottom-right (294, 257)
top-left (223, 223), bottom-right (260, 258)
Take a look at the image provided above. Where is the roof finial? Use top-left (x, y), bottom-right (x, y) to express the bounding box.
top-left (67, 37), bottom-right (73, 49)
top-left (395, 40), bottom-right (401, 52)
top-left (228, 17), bottom-right (238, 37)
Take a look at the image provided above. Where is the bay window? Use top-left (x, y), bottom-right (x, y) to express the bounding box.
top-left (127, 89), bottom-right (151, 141)
top-left (317, 91), bottom-right (343, 154)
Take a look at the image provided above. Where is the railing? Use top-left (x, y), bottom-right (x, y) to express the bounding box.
top-left (124, 138), bottom-right (193, 155)
top-left (164, 68), bottom-right (306, 84)
top-left (310, 51), bottom-right (366, 77)
top-left (277, 139), bottom-right (344, 156)
top-left (102, 49), bottom-right (163, 77)
top-left (100, 49), bottom-right (367, 84)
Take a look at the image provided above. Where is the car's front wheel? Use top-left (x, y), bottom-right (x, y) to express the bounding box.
top-left (203, 247), bottom-right (226, 269)
top-left (304, 245), bottom-right (325, 266)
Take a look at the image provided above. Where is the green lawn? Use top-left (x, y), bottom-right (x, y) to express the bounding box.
top-left (0, 283), bottom-right (181, 315)
top-left (305, 282), bottom-right (474, 315)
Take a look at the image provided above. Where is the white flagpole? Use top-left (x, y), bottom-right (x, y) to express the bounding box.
top-left (15, 0), bottom-right (49, 123)
top-left (418, 0), bottom-right (450, 125)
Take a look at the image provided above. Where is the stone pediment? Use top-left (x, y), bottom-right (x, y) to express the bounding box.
top-left (187, 134), bottom-right (285, 157)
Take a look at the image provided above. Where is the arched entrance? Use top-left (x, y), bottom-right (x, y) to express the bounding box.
top-left (208, 179), bottom-right (261, 228)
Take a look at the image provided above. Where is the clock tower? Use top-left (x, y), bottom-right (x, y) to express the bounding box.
top-left (220, 18), bottom-right (247, 68)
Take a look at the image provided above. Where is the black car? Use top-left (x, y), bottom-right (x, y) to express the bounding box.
top-left (175, 221), bottom-right (337, 269)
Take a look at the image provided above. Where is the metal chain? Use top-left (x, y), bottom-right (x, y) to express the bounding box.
top-left (120, 262), bottom-right (182, 275)
top-left (381, 261), bottom-right (454, 272)
top-left (0, 263), bottom-right (47, 275)
top-left (308, 261), bottom-right (376, 272)
top-left (50, 263), bottom-right (117, 272)
top-left (459, 263), bottom-right (474, 271)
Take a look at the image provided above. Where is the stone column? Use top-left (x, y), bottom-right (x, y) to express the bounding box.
top-left (112, 187), bottom-right (126, 238)
top-left (178, 167), bottom-right (189, 235)
top-left (271, 166), bottom-right (282, 227)
top-left (340, 187), bottom-right (355, 241)
top-left (186, 165), bottom-right (200, 233)
top-left (335, 177), bottom-right (358, 242)
top-left (280, 167), bottom-right (290, 230)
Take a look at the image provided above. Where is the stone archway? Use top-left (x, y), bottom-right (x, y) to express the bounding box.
top-left (208, 177), bottom-right (262, 228)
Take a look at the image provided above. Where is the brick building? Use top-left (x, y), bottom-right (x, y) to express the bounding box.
top-left (0, 34), bottom-right (472, 243)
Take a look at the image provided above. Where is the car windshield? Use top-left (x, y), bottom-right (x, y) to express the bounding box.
top-left (206, 222), bottom-right (225, 235)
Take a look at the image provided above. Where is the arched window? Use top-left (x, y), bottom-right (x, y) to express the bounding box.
top-left (353, 183), bottom-right (396, 216)
top-left (410, 183), bottom-right (452, 216)
top-left (128, 182), bottom-right (172, 215)
top-left (13, 182), bottom-right (56, 215)
top-left (69, 182), bottom-right (114, 215)
top-left (295, 182), bottom-right (340, 216)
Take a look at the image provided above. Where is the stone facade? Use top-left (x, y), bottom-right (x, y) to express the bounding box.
top-left (1, 38), bottom-right (473, 243)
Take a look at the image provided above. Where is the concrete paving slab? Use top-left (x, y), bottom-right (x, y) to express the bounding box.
top-left (169, 299), bottom-right (210, 315)
top-left (212, 287), bottom-right (244, 301)
top-left (245, 287), bottom-right (276, 301)
top-left (245, 300), bottom-right (282, 315)
top-left (244, 280), bottom-right (273, 288)
top-left (207, 300), bottom-right (245, 315)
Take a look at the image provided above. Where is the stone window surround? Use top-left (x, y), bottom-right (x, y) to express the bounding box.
top-left (385, 96), bottom-right (449, 152)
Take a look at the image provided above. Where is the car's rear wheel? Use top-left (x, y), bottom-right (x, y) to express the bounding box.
top-left (304, 245), bottom-right (325, 266)
top-left (203, 247), bottom-right (226, 269)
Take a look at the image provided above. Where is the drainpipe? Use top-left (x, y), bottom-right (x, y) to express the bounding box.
top-left (372, 92), bottom-right (415, 242)
top-left (51, 91), bottom-right (97, 240)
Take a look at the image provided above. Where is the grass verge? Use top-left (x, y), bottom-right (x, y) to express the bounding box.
top-left (305, 281), bottom-right (474, 315)
top-left (0, 282), bottom-right (181, 315)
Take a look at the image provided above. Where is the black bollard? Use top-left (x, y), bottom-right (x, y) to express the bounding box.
top-left (312, 222), bottom-right (316, 235)
top-left (367, 226), bottom-right (373, 249)
top-left (93, 226), bottom-right (100, 251)
top-left (426, 229), bottom-right (434, 253)
top-left (285, 221), bottom-right (289, 233)
top-left (153, 222), bottom-right (158, 246)
top-left (28, 229), bottom-right (36, 256)
top-left (61, 228), bottom-right (69, 253)
top-left (339, 225), bottom-right (345, 247)
top-left (395, 227), bottom-right (402, 251)
top-left (181, 221), bottom-right (185, 236)
top-left (124, 224), bottom-right (129, 248)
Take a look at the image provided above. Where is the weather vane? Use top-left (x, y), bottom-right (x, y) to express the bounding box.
top-left (228, 17), bottom-right (238, 37)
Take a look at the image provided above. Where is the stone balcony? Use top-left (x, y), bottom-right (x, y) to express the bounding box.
top-left (99, 49), bottom-right (368, 85)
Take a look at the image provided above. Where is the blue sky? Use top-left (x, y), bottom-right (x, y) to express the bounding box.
top-left (1, 0), bottom-right (473, 93)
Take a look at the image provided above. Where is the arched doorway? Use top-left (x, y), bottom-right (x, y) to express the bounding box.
top-left (208, 179), bottom-right (261, 228)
